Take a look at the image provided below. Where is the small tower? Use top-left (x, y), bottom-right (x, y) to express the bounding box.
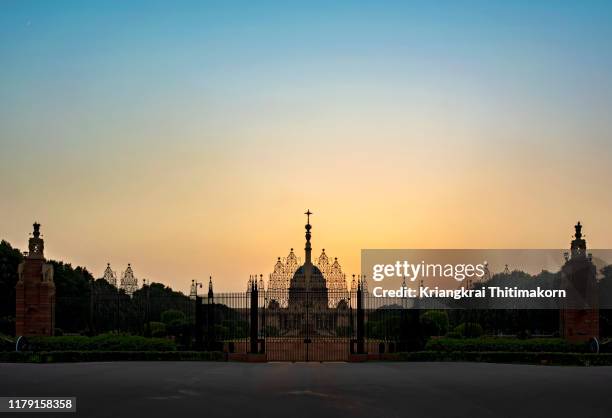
top-left (304, 209), bottom-right (313, 266)
top-left (288, 210), bottom-right (328, 309)
top-left (15, 223), bottom-right (56, 336)
top-left (208, 276), bottom-right (214, 300)
top-left (560, 222), bottom-right (599, 342)
top-left (102, 263), bottom-right (117, 287)
top-left (120, 264), bottom-right (138, 296)
top-left (189, 280), bottom-right (198, 300)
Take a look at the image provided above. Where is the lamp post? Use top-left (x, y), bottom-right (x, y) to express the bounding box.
top-left (89, 276), bottom-right (95, 336)
top-left (143, 279), bottom-right (151, 337)
top-left (193, 280), bottom-right (203, 349)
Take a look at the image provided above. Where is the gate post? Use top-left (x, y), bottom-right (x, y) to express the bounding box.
top-left (356, 278), bottom-right (365, 354)
top-left (195, 295), bottom-right (203, 350)
top-left (207, 276), bottom-right (215, 350)
top-left (250, 276), bottom-right (259, 354)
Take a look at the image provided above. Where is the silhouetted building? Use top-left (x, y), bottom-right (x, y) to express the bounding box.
top-left (267, 213), bottom-right (348, 308)
top-left (120, 263), bottom-right (138, 296)
top-left (263, 211), bottom-right (350, 336)
top-left (102, 263), bottom-right (117, 287)
top-left (15, 223), bottom-right (56, 336)
top-left (560, 222), bottom-right (599, 342)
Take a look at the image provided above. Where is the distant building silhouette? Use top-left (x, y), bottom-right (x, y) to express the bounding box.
top-left (265, 210), bottom-right (348, 308)
top-left (102, 263), bottom-right (117, 287)
top-left (120, 263), bottom-right (138, 296)
top-left (263, 211), bottom-right (350, 337)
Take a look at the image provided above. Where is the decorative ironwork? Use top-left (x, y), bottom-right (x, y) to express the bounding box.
top-left (102, 263), bottom-right (117, 287)
top-left (264, 289), bottom-right (353, 361)
top-left (224, 211), bottom-right (362, 360)
top-left (119, 263), bottom-right (138, 296)
top-left (267, 249), bottom-right (301, 304)
top-left (264, 211), bottom-right (349, 308)
top-left (266, 250), bottom-right (348, 306)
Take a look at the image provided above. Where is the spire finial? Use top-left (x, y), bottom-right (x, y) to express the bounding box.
top-left (575, 221), bottom-right (583, 239)
top-left (304, 210), bottom-right (312, 264)
top-left (32, 222), bottom-right (41, 238)
top-left (570, 221), bottom-right (587, 258)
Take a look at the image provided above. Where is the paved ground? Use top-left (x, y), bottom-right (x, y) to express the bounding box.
top-left (1, 362), bottom-right (612, 418)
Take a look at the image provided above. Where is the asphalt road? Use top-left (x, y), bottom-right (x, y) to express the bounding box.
top-left (1, 362), bottom-right (611, 418)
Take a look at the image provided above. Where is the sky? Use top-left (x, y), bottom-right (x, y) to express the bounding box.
top-left (1, 1), bottom-right (612, 292)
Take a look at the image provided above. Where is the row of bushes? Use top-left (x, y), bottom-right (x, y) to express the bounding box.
top-left (0, 351), bottom-right (224, 363)
top-left (3, 350), bottom-right (612, 365)
top-left (447, 322), bottom-right (484, 338)
top-left (396, 351), bottom-right (612, 366)
top-left (425, 337), bottom-right (588, 353)
top-left (25, 334), bottom-right (177, 352)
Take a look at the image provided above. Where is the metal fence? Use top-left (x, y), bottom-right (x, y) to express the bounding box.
top-left (54, 282), bottom-right (569, 361)
top-left (198, 288), bottom-right (355, 361)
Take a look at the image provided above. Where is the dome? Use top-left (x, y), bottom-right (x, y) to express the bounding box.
top-left (288, 262), bottom-right (329, 308)
top-left (290, 264), bottom-right (327, 291)
top-left (336, 299), bottom-right (349, 310)
top-left (293, 264), bottom-right (322, 276)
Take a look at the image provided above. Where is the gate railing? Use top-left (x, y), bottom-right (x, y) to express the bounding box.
top-left (61, 283), bottom-right (423, 359)
top-left (196, 286), bottom-right (360, 360)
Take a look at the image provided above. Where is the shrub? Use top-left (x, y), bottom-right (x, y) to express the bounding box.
top-left (160, 310), bottom-right (186, 325)
top-left (420, 311), bottom-right (449, 336)
top-left (27, 333), bottom-right (176, 352)
top-left (161, 310), bottom-right (188, 337)
top-left (425, 337), bottom-right (588, 353)
top-left (149, 322), bottom-right (167, 338)
top-left (395, 351), bottom-right (612, 366)
top-left (453, 322), bottom-right (484, 338)
top-left (0, 351), bottom-right (224, 363)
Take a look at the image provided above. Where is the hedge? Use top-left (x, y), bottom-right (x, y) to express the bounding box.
top-left (425, 337), bottom-right (589, 353)
top-left (26, 334), bottom-right (176, 352)
top-left (452, 323), bottom-right (484, 338)
top-left (3, 350), bottom-right (612, 365)
top-left (0, 351), bottom-right (224, 363)
top-left (396, 351), bottom-right (612, 366)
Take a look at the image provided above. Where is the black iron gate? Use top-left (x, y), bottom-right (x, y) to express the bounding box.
top-left (263, 289), bottom-right (353, 361)
top-left (199, 281), bottom-right (377, 361)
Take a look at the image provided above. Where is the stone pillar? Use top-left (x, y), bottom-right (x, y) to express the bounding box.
top-left (15, 223), bottom-right (55, 337)
top-left (560, 222), bottom-right (599, 342)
